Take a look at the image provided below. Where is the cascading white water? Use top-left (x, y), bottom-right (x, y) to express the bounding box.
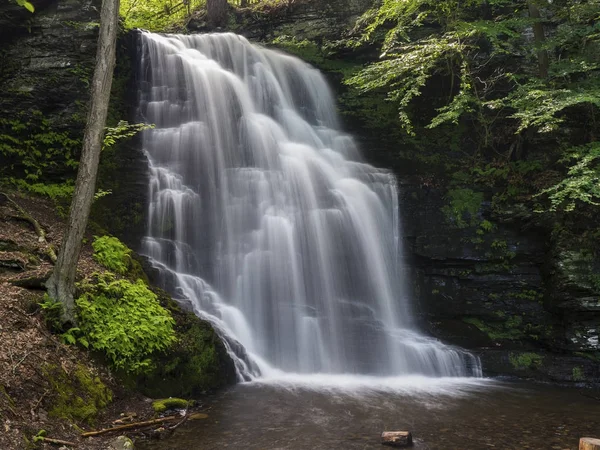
top-left (138, 31), bottom-right (481, 381)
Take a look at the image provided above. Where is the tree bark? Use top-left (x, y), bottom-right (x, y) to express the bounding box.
top-left (45, 0), bottom-right (120, 324)
top-left (527, 0), bottom-right (549, 78)
top-left (207, 0), bottom-right (228, 28)
top-left (381, 431), bottom-right (413, 448)
top-left (580, 438), bottom-right (600, 450)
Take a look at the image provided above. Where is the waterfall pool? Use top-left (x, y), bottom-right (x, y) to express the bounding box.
top-left (137, 378), bottom-right (599, 450)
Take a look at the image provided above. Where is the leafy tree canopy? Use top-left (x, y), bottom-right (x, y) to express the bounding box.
top-left (346, 0), bottom-right (600, 212)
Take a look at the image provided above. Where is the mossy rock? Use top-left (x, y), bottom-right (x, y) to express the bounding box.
top-left (43, 363), bottom-right (112, 424)
top-left (136, 289), bottom-right (237, 398)
top-left (152, 397), bottom-right (189, 413)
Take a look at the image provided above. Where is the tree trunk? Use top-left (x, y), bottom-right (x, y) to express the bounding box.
top-left (527, 1), bottom-right (549, 78)
top-left (45, 0), bottom-right (120, 324)
top-left (207, 0), bottom-right (228, 28)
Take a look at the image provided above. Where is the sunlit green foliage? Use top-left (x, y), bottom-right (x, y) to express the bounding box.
top-left (536, 143), bottom-right (600, 212)
top-left (92, 235), bottom-right (132, 274)
top-left (15, 0), bottom-right (34, 13)
top-left (76, 273), bottom-right (176, 374)
top-left (120, 0), bottom-right (206, 31)
top-left (103, 120), bottom-right (154, 150)
top-left (346, 0), bottom-right (600, 212)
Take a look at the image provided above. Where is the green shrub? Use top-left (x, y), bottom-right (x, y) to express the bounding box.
top-left (76, 274), bottom-right (176, 374)
top-left (92, 235), bottom-right (131, 274)
top-left (509, 352), bottom-right (543, 370)
top-left (442, 188), bottom-right (484, 228)
top-left (572, 366), bottom-right (585, 382)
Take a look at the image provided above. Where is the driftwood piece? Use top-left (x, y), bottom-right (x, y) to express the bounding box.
top-left (580, 437), bottom-right (600, 450)
top-left (81, 415), bottom-right (180, 437)
top-left (381, 431), bottom-right (413, 448)
top-left (112, 413), bottom-right (138, 424)
top-left (37, 436), bottom-right (78, 447)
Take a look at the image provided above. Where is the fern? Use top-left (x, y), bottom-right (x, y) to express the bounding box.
top-left (76, 274), bottom-right (176, 374)
top-left (92, 236), bottom-right (131, 274)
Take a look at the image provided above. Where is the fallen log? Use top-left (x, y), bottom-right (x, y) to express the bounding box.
top-left (81, 415), bottom-right (180, 437)
top-left (381, 431), bottom-right (413, 448)
top-left (580, 437), bottom-right (600, 450)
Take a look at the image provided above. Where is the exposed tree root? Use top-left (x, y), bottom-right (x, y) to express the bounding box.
top-left (0, 193), bottom-right (57, 264)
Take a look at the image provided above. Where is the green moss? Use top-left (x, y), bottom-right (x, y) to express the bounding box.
top-left (44, 364), bottom-right (112, 424)
top-left (462, 317), bottom-right (525, 341)
top-left (509, 352), bottom-right (543, 370)
top-left (136, 290), bottom-right (237, 398)
top-left (152, 398), bottom-right (189, 413)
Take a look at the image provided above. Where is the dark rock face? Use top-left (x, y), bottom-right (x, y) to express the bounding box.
top-left (0, 0), bottom-right (100, 180)
top-left (189, 0), bottom-right (373, 41)
top-left (91, 31), bottom-right (150, 251)
top-left (136, 288), bottom-right (238, 398)
top-left (367, 148), bottom-right (600, 383)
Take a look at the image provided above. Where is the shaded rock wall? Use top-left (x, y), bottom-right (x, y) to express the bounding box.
top-left (0, 0), bottom-right (100, 180)
top-left (189, 0), bottom-right (372, 41)
top-left (366, 144), bottom-right (600, 383)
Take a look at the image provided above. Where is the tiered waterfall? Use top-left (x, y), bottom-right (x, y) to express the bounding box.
top-left (137, 32), bottom-right (481, 380)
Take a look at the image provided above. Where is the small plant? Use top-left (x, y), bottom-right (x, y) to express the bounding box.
top-left (32, 430), bottom-right (46, 443)
top-left (442, 188), bottom-right (483, 228)
top-left (102, 120), bottom-right (154, 150)
top-left (92, 235), bottom-right (131, 274)
top-left (572, 366), bottom-right (585, 382)
top-left (76, 274), bottom-right (176, 374)
top-left (39, 294), bottom-right (64, 332)
top-left (61, 327), bottom-right (90, 348)
top-left (509, 352), bottom-right (543, 370)
top-left (15, 0), bottom-right (34, 12)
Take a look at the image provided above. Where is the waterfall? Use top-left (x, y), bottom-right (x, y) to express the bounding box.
top-left (137, 31), bottom-right (481, 381)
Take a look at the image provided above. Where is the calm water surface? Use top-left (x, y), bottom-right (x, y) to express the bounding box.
top-left (139, 377), bottom-right (600, 450)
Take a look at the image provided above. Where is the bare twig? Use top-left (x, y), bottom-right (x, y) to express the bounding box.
top-left (32, 389), bottom-right (49, 411)
top-left (12, 351), bottom-right (32, 374)
top-left (168, 413), bottom-right (189, 431)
